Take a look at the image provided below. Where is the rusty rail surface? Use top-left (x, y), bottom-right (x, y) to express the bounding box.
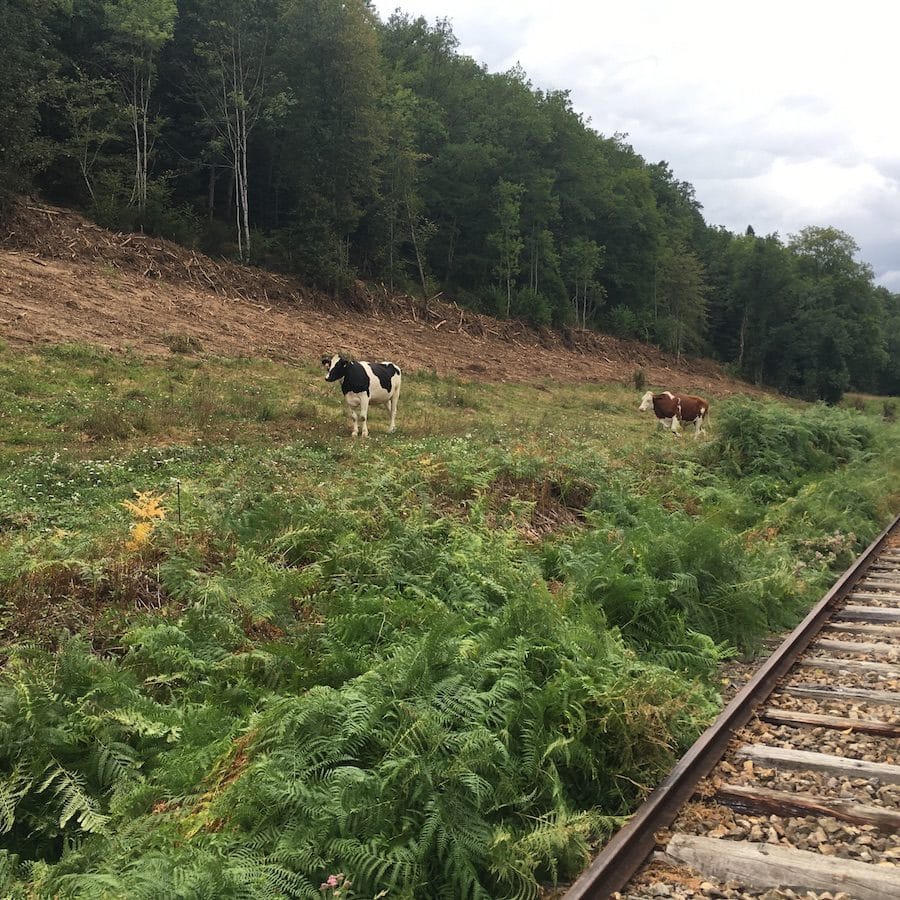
top-left (563, 511), bottom-right (900, 900)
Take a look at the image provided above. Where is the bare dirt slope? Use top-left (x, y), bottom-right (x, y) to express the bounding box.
top-left (1, 201), bottom-right (753, 394)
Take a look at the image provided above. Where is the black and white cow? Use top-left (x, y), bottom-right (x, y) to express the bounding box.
top-left (321, 354), bottom-right (402, 438)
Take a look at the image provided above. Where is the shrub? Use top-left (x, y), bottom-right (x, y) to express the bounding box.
top-left (514, 287), bottom-right (552, 326)
top-left (164, 333), bottom-right (203, 354)
top-left (605, 305), bottom-right (640, 338)
top-left (704, 400), bottom-right (874, 483)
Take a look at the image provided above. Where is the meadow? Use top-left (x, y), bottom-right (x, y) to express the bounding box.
top-left (1, 343), bottom-right (898, 899)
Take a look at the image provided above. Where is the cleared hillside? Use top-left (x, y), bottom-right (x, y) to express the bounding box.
top-left (0, 201), bottom-right (755, 396)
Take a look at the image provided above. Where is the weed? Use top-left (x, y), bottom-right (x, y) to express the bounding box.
top-left (42, 343), bottom-right (115, 366)
top-left (80, 400), bottom-right (157, 439)
top-left (164, 333), bottom-right (203, 354)
top-left (289, 399), bottom-right (318, 421)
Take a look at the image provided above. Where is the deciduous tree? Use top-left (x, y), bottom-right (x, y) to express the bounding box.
top-left (103, 0), bottom-right (177, 211)
top-left (186, 0), bottom-right (281, 262)
top-left (488, 179), bottom-right (525, 316)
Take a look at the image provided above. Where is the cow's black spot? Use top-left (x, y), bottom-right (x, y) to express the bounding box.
top-left (369, 363), bottom-right (398, 393)
top-left (339, 361), bottom-right (372, 395)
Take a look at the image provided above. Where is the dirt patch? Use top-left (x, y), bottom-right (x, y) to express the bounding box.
top-left (488, 474), bottom-right (592, 541)
top-left (0, 554), bottom-right (169, 651)
top-left (1, 200), bottom-right (762, 395)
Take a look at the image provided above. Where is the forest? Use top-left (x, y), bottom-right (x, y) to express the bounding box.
top-left (2, 0), bottom-right (898, 401)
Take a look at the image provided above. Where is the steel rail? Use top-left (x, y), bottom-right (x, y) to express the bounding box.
top-left (563, 511), bottom-right (900, 900)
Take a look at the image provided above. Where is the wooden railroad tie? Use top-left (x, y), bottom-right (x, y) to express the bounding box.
top-left (836, 605), bottom-right (900, 623)
top-left (761, 706), bottom-right (900, 738)
top-left (797, 655), bottom-right (900, 676)
top-left (823, 621), bottom-right (900, 637)
top-left (848, 591), bottom-right (900, 605)
top-left (665, 833), bottom-right (900, 900)
top-left (712, 781), bottom-right (900, 831)
top-left (734, 743), bottom-right (900, 784)
top-left (778, 683), bottom-right (900, 707)
top-left (860, 575), bottom-right (900, 587)
top-left (812, 637), bottom-right (899, 659)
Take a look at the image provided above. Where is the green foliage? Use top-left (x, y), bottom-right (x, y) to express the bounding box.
top-left (604, 305), bottom-right (643, 340)
top-left (488, 179), bottom-right (525, 317)
top-left (554, 494), bottom-right (797, 660)
top-left (89, 174), bottom-right (200, 244)
top-left (0, 0), bottom-right (60, 201)
top-left (701, 226), bottom-right (894, 400)
top-left (705, 400), bottom-right (874, 483)
top-left (563, 237), bottom-right (604, 329)
top-left (509, 288), bottom-right (551, 327)
top-left (1, 351), bottom-right (898, 896)
top-left (654, 243), bottom-right (708, 359)
top-left (0, 638), bottom-right (178, 859)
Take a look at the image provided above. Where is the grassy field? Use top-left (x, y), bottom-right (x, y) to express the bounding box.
top-left (1, 343), bottom-right (898, 898)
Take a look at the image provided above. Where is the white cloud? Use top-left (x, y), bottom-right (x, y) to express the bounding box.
top-left (880, 271), bottom-right (900, 292)
top-left (373, 0), bottom-right (900, 288)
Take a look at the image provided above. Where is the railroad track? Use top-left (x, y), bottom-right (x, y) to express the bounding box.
top-left (565, 513), bottom-right (900, 900)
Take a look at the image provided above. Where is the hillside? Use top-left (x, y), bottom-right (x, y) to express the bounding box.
top-left (0, 201), bottom-right (753, 395)
top-left (3, 202), bottom-right (900, 900)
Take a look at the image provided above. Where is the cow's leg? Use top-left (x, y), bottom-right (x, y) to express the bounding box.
top-left (387, 392), bottom-right (398, 433)
top-left (670, 416), bottom-right (682, 436)
top-left (343, 394), bottom-right (361, 437)
top-left (694, 413), bottom-right (705, 438)
top-left (358, 394), bottom-right (370, 438)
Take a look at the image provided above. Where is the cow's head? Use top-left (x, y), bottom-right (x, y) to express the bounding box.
top-left (322, 353), bottom-right (350, 382)
top-left (638, 390), bottom-right (654, 411)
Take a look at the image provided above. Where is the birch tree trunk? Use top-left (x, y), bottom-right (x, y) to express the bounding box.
top-left (407, 199), bottom-right (428, 301)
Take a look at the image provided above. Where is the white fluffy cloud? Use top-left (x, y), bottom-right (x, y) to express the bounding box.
top-left (372, 0), bottom-right (900, 288)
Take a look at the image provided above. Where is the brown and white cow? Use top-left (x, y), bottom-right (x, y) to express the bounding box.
top-left (638, 390), bottom-right (709, 437)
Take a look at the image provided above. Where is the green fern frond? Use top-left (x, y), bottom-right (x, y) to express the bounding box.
top-left (38, 765), bottom-right (109, 833)
top-left (0, 764), bottom-right (31, 834)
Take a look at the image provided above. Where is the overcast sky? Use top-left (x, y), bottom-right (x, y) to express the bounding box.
top-left (372, 1), bottom-right (900, 291)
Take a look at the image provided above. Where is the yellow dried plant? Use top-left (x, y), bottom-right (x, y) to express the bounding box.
top-left (123, 490), bottom-right (166, 551)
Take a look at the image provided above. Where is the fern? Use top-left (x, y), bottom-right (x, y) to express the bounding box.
top-left (0, 764), bottom-right (29, 835)
top-left (38, 765), bottom-right (109, 833)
